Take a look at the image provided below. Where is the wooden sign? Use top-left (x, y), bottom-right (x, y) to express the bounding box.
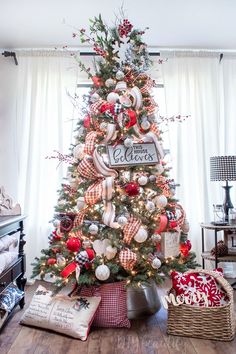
top-left (161, 232), bottom-right (180, 258)
top-left (107, 143), bottom-right (159, 168)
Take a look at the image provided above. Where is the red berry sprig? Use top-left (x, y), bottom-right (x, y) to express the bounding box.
top-left (118, 19), bottom-right (133, 37)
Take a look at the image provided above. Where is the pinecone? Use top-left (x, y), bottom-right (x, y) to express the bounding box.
top-left (210, 241), bottom-right (228, 256)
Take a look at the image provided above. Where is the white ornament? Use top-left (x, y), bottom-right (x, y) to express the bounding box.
top-left (155, 195), bottom-right (168, 208)
top-left (138, 176), bottom-right (148, 186)
top-left (181, 219), bottom-right (190, 234)
top-left (90, 92), bottom-right (100, 103)
top-left (146, 201), bottom-right (156, 213)
top-left (151, 257), bottom-right (162, 269)
top-left (93, 239), bottom-right (111, 256)
top-left (56, 255), bottom-right (66, 267)
top-left (107, 92), bottom-right (119, 104)
top-left (124, 137), bottom-right (133, 148)
top-left (95, 264), bottom-right (110, 281)
top-left (117, 216), bottom-right (128, 226)
top-left (134, 227), bottom-right (148, 243)
top-left (115, 81), bottom-right (127, 91)
top-left (149, 175), bottom-right (157, 182)
top-left (82, 239), bottom-right (91, 249)
top-left (105, 78), bottom-right (115, 88)
top-left (141, 120), bottom-right (151, 130)
top-left (73, 144), bottom-right (85, 160)
top-left (151, 234), bottom-right (162, 243)
top-left (89, 224), bottom-right (99, 235)
top-left (116, 70), bottom-right (125, 80)
top-left (105, 245), bottom-right (117, 260)
top-left (77, 197), bottom-right (85, 210)
top-left (100, 122), bottom-right (108, 131)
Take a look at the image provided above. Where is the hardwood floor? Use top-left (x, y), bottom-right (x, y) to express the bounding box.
top-left (0, 280), bottom-right (235, 354)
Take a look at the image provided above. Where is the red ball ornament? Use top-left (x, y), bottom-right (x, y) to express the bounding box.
top-left (124, 182), bottom-right (140, 196)
top-left (125, 109), bottom-right (137, 128)
top-left (186, 239), bottom-right (192, 251)
top-left (52, 230), bottom-right (62, 240)
top-left (92, 76), bottom-right (102, 87)
top-left (83, 115), bottom-right (91, 128)
top-left (179, 242), bottom-right (190, 257)
top-left (47, 258), bottom-right (57, 265)
top-left (66, 237), bottom-right (81, 252)
top-left (169, 220), bottom-right (178, 229)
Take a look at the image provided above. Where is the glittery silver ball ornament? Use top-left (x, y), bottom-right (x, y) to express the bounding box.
top-left (105, 78), bottom-right (115, 88)
top-left (146, 201), bottom-right (156, 213)
top-left (117, 215), bottom-right (128, 226)
top-left (149, 175), bottom-right (157, 182)
top-left (134, 227), bottom-right (148, 243)
top-left (141, 119), bottom-right (151, 130)
top-left (107, 92), bottom-right (119, 104)
top-left (82, 239), bottom-right (91, 249)
top-left (95, 264), bottom-right (110, 281)
top-left (56, 255), bottom-right (66, 267)
top-left (151, 257), bottom-right (162, 269)
top-left (90, 92), bottom-right (100, 103)
top-left (89, 224), bottom-right (99, 235)
top-left (124, 137), bottom-right (133, 148)
top-left (116, 70), bottom-right (125, 80)
top-left (53, 220), bottom-right (60, 228)
top-left (151, 234), bottom-right (161, 244)
top-left (155, 195), bottom-right (168, 208)
top-left (138, 176), bottom-right (148, 186)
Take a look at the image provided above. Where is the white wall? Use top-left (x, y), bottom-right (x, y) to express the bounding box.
top-left (0, 55), bottom-right (19, 200)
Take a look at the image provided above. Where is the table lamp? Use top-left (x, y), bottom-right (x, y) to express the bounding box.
top-left (210, 156), bottom-right (236, 221)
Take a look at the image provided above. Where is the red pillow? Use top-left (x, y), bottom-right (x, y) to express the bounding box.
top-left (171, 269), bottom-right (229, 307)
top-left (80, 281), bottom-right (131, 328)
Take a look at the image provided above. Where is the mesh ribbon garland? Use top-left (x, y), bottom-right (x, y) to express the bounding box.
top-left (119, 249), bottom-right (137, 271)
top-left (77, 156), bottom-right (100, 179)
top-left (123, 215), bottom-right (142, 245)
top-left (84, 180), bottom-right (103, 205)
top-left (84, 131), bottom-right (98, 155)
top-left (90, 100), bottom-right (106, 115)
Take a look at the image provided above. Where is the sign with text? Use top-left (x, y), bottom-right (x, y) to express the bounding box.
top-left (107, 143), bottom-right (159, 167)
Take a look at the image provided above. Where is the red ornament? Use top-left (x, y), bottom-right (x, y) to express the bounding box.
top-left (100, 103), bottom-right (111, 113)
top-left (169, 220), bottom-right (178, 229)
top-left (125, 109), bottom-right (137, 128)
top-left (52, 230), bottom-right (62, 240)
top-left (179, 241), bottom-right (191, 257)
top-left (92, 76), bottom-right (102, 87)
top-left (66, 237), bottom-right (81, 252)
top-left (47, 258), bottom-right (57, 265)
top-left (83, 115), bottom-right (91, 128)
top-left (124, 182), bottom-right (140, 196)
top-left (60, 261), bottom-right (77, 278)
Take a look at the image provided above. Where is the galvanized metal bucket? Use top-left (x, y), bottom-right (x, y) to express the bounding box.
top-left (126, 280), bottom-right (161, 319)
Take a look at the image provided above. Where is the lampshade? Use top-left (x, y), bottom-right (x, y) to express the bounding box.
top-left (210, 156), bottom-right (236, 181)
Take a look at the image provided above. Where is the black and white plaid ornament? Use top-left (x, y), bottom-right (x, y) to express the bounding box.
top-left (114, 103), bottom-right (122, 114)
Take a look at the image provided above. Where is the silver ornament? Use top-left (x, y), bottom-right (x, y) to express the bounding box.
top-left (100, 122), bottom-right (108, 131)
top-left (116, 70), bottom-right (125, 80)
top-left (82, 239), bottom-right (91, 249)
top-left (107, 92), bottom-right (119, 104)
top-left (56, 255), bottom-right (66, 267)
top-left (124, 137), bottom-right (133, 148)
top-left (149, 175), bottom-right (157, 182)
top-left (53, 220), bottom-right (60, 228)
top-left (90, 92), bottom-right (100, 103)
top-left (89, 224), bottom-right (99, 235)
top-left (151, 257), bottom-right (162, 269)
top-left (155, 195), bottom-right (168, 208)
top-left (151, 234), bottom-right (161, 243)
top-left (105, 78), bottom-right (115, 88)
top-left (134, 227), bottom-right (148, 243)
top-left (117, 215), bottom-right (128, 226)
top-left (141, 119), bottom-right (151, 130)
top-left (138, 176), bottom-right (148, 186)
top-left (146, 201), bottom-right (156, 213)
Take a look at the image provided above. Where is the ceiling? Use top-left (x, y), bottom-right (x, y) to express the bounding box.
top-left (1, 0), bottom-right (236, 50)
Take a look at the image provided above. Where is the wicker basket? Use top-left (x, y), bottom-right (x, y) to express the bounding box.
top-left (167, 269), bottom-right (235, 341)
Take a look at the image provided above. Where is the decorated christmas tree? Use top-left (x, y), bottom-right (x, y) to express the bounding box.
top-left (32, 15), bottom-right (198, 289)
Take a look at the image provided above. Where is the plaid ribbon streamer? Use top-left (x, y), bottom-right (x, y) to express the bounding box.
top-left (119, 249), bottom-right (137, 270)
top-left (84, 180), bottom-right (103, 205)
top-left (90, 100), bottom-right (105, 115)
top-left (84, 131), bottom-right (98, 155)
top-left (77, 156), bottom-right (99, 179)
top-left (123, 216), bottom-right (142, 245)
top-left (73, 210), bottom-right (87, 228)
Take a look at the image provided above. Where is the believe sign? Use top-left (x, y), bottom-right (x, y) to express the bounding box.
top-left (107, 143), bottom-right (159, 168)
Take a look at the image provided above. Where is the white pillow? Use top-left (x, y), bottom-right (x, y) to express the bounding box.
top-left (20, 285), bottom-right (101, 341)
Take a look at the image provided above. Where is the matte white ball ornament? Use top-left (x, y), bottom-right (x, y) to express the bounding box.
top-left (73, 144), bottom-right (85, 160)
top-left (117, 216), bottom-right (128, 226)
top-left (141, 119), bottom-right (151, 130)
top-left (134, 227), bottom-right (148, 243)
top-left (107, 92), bottom-right (119, 104)
top-left (105, 78), bottom-right (115, 88)
top-left (155, 195), bottom-right (168, 208)
top-left (181, 219), bottom-right (190, 234)
top-left (95, 264), bottom-right (110, 281)
top-left (138, 176), bottom-right (148, 186)
top-left (146, 201), bottom-right (156, 213)
top-left (105, 245), bottom-right (117, 260)
top-left (124, 137), bottom-right (133, 148)
top-left (116, 70), bottom-right (125, 80)
top-left (151, 257), bottom-right (162, 269)
top-left (89, 224), bottom-right (99, 235)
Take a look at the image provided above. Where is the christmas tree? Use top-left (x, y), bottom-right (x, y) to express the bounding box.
top-left (32, 15), bottom-right (198, 289)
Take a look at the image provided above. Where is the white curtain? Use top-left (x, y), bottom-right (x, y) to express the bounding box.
top-left (16, 52), bottom-right (79, 278)
top-left (160, 51), bottom-right (236, 273)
